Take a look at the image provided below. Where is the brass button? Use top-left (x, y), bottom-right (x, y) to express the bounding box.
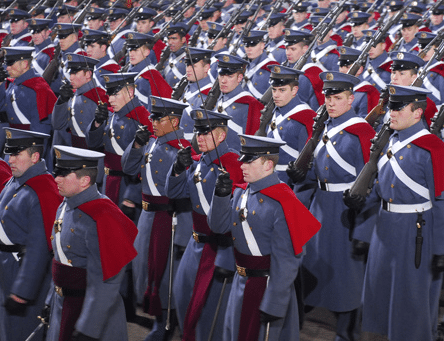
top-left (259, 199), bottom-right (264, 203)
top-left (196, 205), bottom-right (200, 209)
top-left (236, 206), bottom-right (239, 211)
top-left (67, 245), bottom-right (71, 249)
top-left (12, 194), bottom-right (17, 198)
top-left (71, 228), bottom-right (74, 233)
top-left (233, 222), bottom-right (237, 226)
top-left (68, 259), bottom-right (72, 264)
top-left (407, 144), bottom-right (411, 148)
top-left (325, 166), bottom-right (328, 170)
top-left (389, 198), bottom-right (393, 203)
top-left (399, 156), bottom-right (403, 160)
top-left (50, 235), bottom-right (54, 240)
top-left (210, 167), bottom-right (214, 172)
top-left (4, 206), bottom-right (7, 210)
top-left (391, 184), bottom-right (394, 188)
top-left (203, 179), bottom-right (206, 183)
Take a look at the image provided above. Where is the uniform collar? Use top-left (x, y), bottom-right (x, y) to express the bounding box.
top-left (65, 183), bottom-right (101, 209)
top-left (249, 172), bottom-right (280, 194)
top-left (16, 160), bottom-right (48, 186)
top-left (157, 128), bottom-right (185, 144)
top-left (395, 120), bottom-right (427, 142)
top-left (201, 140), bottom-right (230, 166)
top-left (325, 107), bottom-right (356, 126)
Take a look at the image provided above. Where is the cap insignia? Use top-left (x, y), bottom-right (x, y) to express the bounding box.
top-left (397, 52), bottom-right (404, 59)
top-left (340, 47), bottom-right (346, 54)
top-left (240, 137), bottom-right (246, 145)
top-left (274, 66), bottom-right (281, 73)
top-left (54, 148), bottom-right (61, 159)
top-left (91, 8), bottom-right (95, 12)
top-left (389, 86), bottom-right (396, 94)
top-left (366, 31), bottom-right (372, 36)
top-left (196, 110), bottom-right (204, 119)
top-left (109, 9), bottom-right (113, 14)
top-left (84, 29), bottom-right (89, 35)
top-left (67, 54), bottom-right (72, 61)
top-left (128, 33), bottom-right (133, 39)
top-left (152, 98), bottom-right (156, 106)
top-left (390, 1), bottom-right (396, 5)
top-left (212, 23), bottom-right (216, 29)
top-left (103, 75), bottom-right (110, 82)
top-left (223, 55), bottom-right (230, 62)
top-left (402, 13), bottom-right (408, 19)
top-left (353, 12), bottom-right (359, 18)
top-left (326, 73), bottom-right (334, 81)
top-left (285, 29), bottom-right (290, 35)
top-left (5, 130), bottom-right (11, 139)
top-left (315, 8), bottom-right (320, 12)
top-left (421, 32), bottom-right (427, 38)
top-left (139, 8), bottom-right (143, 12)
top-left (31, 19), bottom-right (36, 25)
top-left (10, 10), bottom-right (14, 15)
top-left (57, 24), bottom-right (62, 30)
top-left (412, 1), bottom-right (418, 6)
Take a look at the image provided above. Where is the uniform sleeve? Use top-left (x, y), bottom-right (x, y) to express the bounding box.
top-left (85, 117), bottom-right (106, 149)
top-left (165, 163), bottom-right (191, 199)
top-left (51, 100), bottom-right (70, 130)
top-left (121, 140), bottom-right (144, 176)
top-left (259, 204), bottom-right (300, 317)
top-left (208, 193), bottom-right (234, 234)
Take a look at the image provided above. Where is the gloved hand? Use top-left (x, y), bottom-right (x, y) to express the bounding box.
top-left (134, 125), bottom-right (151, 147)
top-left (351, 239), bottom-right (370, 256)
top-left (94, 103), bottom-right (108, 125)
top-left (119, 202), bottom-right (136, 221)
top-left (0, 65), bottom-right (8, 83)
top-left (71, 330), bottom-right (99, 341)
top-left (4, 295), bottom-right (27, 316)
top-left (260, 311), bottom-right (281, 324)
top-left (343, 189), bottom-right (366, 211)
top-left (40, 304), bottom-right (51, 324)
top-left (215, 171), bottom-right (233, 197)
top-left (59, 80), bottom-right (74, 103)
top-left (286, 161), bottom-right (306, 184)
top-left (173, 146), bottom-right (193, 175)
top-left (432, 255), bottom-right (444, 273)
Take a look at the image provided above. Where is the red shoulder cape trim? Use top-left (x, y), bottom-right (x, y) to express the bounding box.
top-left (234, 96), bottom-right (264, 135)
top-left (166, 139), bottom-right (196, 155)
top-left (0, 159), bottom-right (11, 192)
top-left (83, 87), bottom-right (109, 105)
top-left (126, 106), bottom-right (153, 131)
top-left (430, 64), bottom-right (444, 78)
top-left (213, 152), bottom-right (245, 191)
top-left (260, 60), bottom-right (280, 72)
top-left (22, 77), bottom-right (57, 121)
top-left (41, 46), bottom-right (55, 61)
top-left (303, 65), bottom-right (325, 105)
top-left (25, 174), bottom-right (63, 251)
top-left (140, 68), bottom-right (173, 98)
top-left (344, 122), bottom-right (375, 163)
top-left (152, 40), bottom-right (167, 63)
top-left (425, 97), bottom-right (437, 127)
top-left (289, 109), bottom-right (317, 141)
top-left (78, 199), bottom-right (138, 280)
top-left (100, 63), bottom-right (121, 73)
top-left (354, 84), bottom-right (380, 113)
top-left (330, 34), bottom-right (343, 47)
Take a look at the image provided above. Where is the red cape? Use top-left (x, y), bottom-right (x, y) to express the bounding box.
top-left (101, 63), bottom-right (121, 73)
top-left (430, 63), bottom-right (444, 78)
top-left (0, 159), bottom-right (11, 192)
top-left (344, 122), bottom-right (375, 163)
top-left (83, 87), bottom-right (109, 105)
top-left (22, 77), bottom-right (57, 121)
top-left (166, 138), bottom-right (196, 154)
top-left (152, 39), bottom-right (167, 63)
top-left (304, 65), bottom-right (325, 106)
top-left (260, 60), bottom-right (280, 72)
top-left (425, 97), bottom-right (438, 127)
top-left (26, 174), bottom-right (63, 251)
top-left (236, 183), bottom-right (321, 255)
top-left (355, 84), bottom-right (380, 113)
top-left (412, 134), bottom-right (444, 196)
top-left (140, 68), bottom-right (172, 98)
top-left (126, 106), bottom-right (153, 131)
top-left (78, 199), bottom-right (138, 281)
top-left (235, 96), bottom-right (264, 135)
top-left (289, 109), bottom-right (317, 142)
top-left (41, 46), bottom-right (56, 61)
top-left (330, 34), bottom-right (343, 47)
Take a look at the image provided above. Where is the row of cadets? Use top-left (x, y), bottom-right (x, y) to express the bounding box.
top-left (179, 47), bottom-right (213, 142)
top-left (346, 11), bottom-right (372, 50)
top-left (208, 134), bottom-right (321, 341)
top-left (0, 128), bottom-right (61, 341)
top-left (288, 72), bottom-right (376, 341)
top-left (0, 46), bottom-right (56, 170)
top-left (213, 53), bottom-right (264, 151)
top-left (121, 97), bottom-right (194, 341)
top-left (162, 22), bottom-right (189, 89)
top-left (242, 30), bottom-right (279, 98)
top-left (165, 109), bottom-right (244, 341)
top-left (125, 31), bottom-right (172, 112)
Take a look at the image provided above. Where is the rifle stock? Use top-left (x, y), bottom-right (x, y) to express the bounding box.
top-left (364, 90), bottom-right (389, 128)
top-left (430, 105), bottom-right (444, 137)
top-left (42, 43), bottom-right (61, 84)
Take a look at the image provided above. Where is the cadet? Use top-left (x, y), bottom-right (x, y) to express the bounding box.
top-left (214, 53), bottom-right (264, 151)
top-left (289, 1), bottom-right (310, 29)
top-left (121, 97), bottom-right (194, 341)
top-left (106, 8), bottom-right (132, 61)
top-left (125, 32), bottom-right (172, 112)
top-left (134, 7), bottom-right (164, 63)
top-left (85, 7), bottom-right (106, 31)
top-left (206, 22), bottom-right (229, 83)
top-left (55, 5), bottom-right (78, 24)
top-left (0, 128), bottom-right (62, 341)
top-left (346, 11), bottom-right (371, 50)
top-left (309, 15), bottom-right (340, 72)
top-left (288, 72), bottom-right (375, 341)
top-left (228, 10), bottom-right (252, 58)
top-left (194, 7), bottom-right (218, 49)
top-left (6, 9), bottom-right (32, 47)
top-left (397, 13), bottom-right (421, 52)
top-left (266, 13), bottom-right (287, 64)
top-left (166, 110), bottom-right (244, 341)
top-left (52, 53), bottom-right (108, 149)
top-left (353, 85), bottom-right (444, 341)
top-left (47, 145), bottom-right (138, 341)
top-left (179, 47), bottom-right (213, 141)
top-left (430, 5), bottom-right (444, 33)
top-left (26, 18), bottom-right (55, 77)
top-left (162, 22), bottom-right (189, 88)
top-left (208, 134), bottom-right (320, 341)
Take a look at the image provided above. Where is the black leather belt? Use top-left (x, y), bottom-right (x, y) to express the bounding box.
top-left (193, 231), bottom-right (233, 247)
top-left (236, 264), bottom-right (270, 277)
top-left (104, 167), bottom-right (125, 177)
top-left (55, 285), bottom-right (86, 297)
top-left (0, 244), bottom-right (25, 253)
top-left (142, 198), bottom-right (193, 213)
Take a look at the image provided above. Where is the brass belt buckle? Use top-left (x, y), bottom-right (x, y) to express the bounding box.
top-left (104, 167), bottom-right (110, 175)
top-left (236, 265), bottom-right (247, 277)
top-left (53, 220), bottom-right (62, 233)
top-left (193, 231), bottom-right (200, 243)
top-left (239, 207), bottom-right (248, 222)
top-left (387, 149), bottom-right (393, 159)
top-left (193, 171), bottom-right (202, 184)
top-left (55, 285), bottom-right (63, 297)
top-left (142, 201), bottom-right (149, 211)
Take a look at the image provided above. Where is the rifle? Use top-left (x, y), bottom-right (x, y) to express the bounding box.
top-left (418, 29), bottom-right (444, 58)
top-left (284, 0), bottom-right (304, 28)
top-left (42, 43), bottom-right (61, 84)
top-left (412, 37), bottom-right (444, 88)
top-left (430, 104), bottom-right (444, 137)
top-left (28, 0), bottom-right (47, 17)
top-left (416, 0), bottom-right (444, 28)
top-left (0, 0), bottom-right (19, 20)
top-left (255, 0), bottom-right (347, 136)
top-left (72, 0), bottom-right (94, 25)
top-left (45, 0), bottom-right (63, 21)
top-left (189, 25), bottom-right (202, 47)
top-left (259, 0), bottom-right (284, 30)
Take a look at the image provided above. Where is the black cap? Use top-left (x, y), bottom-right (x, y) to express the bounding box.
top-left (238, 134), bottom-right (285, 163)
top-left (150, 96), bottom-right (187, 119)
top-left (3, 128), bottom-right (49, 155)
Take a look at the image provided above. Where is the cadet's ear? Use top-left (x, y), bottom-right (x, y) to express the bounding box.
top-left (79, 175), bottom-right (91, 188)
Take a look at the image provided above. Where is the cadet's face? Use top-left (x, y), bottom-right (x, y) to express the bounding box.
top-left (151, 116), bottom-right (177, 137)
top-left (129, 45), bottom-right (150, 66)
top-left (390, 103), bottom-right (421, 131)
top-left (8, 150), bottom-right (35, 178)
top-left (55, 172), bottom-right (83, 198)
top-left (245, 41), bottom-right (264, 60)
top-left (196, 127), bottom-right (225, 152)
top-left (31, 29), bottom-right (50, 45)
top-left (200, 18), bottom-right (210, 31)
top-left (86, 42), bottom-right (107, 60)
top-left (272, 84), bottom-right (297, 107)
top-left (401, 25), bottom-right (419, 43)
top-left (218, 73), bottom-right (243, 93)
top-left (241, 157), bottom-right (270, 183)
top-left (59, 33), bottom-right (77, 51)
top-left (368, 42), bottom-right (385, 59)
top-left (391, 69), bottom-right (417, 86)
top-left (136, 19), bottom-right (153, 34)
top-left (431, 14), bottom-right (443, 26)
top-left (325, 91), bottom-right (354, 118)
top-left (109, 87), bottom-right (132, 112)
top-left (87, 18), bottom-right (104, 30)
top-left (108, 18), bottom-right (124, 32)
top-left (352, 23), bottom-right (368, 39)
top-left (6, 60), bottom-right (28, 79)
top-left (10, 20), bottom-right (28, 35)
top-left (286, 43), bottom-right (305, 63)
top-left (267, 22), bottom-right (284, 40)
top-left (292, 12), bottom-right (306, 23)
top-left (57, 14), bottom-right (73, 24)
top-left (186, 60), bottom-right (210, 82)
top-left (69, 70), bottom-right (91, 89)
top-left (234, 22), bottom-right (247, 34)
top-left (168, 33), bottom-right (186, 53)
top-left (208, 37), bottom-right (227, 51)
top-left (317, 0), bottom-right (331, 8)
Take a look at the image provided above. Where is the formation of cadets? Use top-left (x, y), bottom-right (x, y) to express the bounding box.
top-left (1, 0), bottom-right (444, 340)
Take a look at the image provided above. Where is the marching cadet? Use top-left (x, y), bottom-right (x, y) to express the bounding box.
top-left (361, 30), bottom-right (391, 92)
top-left (346, 11), bottom-right (371, 50)
top-left (166, 109), bottom-right (244, 341)
top-left (106, 7), bottom-right (132, 61)
top-left (52, 53), bottom-right (108, 149)
top-left (85, 7), bottom-right (106, 31)
top-left (338, 46), bottom-right (380, 119)
top-left (208, 134), bottom-right (320, 341)
top-left (29, 5), bottom-right (48, 19)
top-left (265, 13), bottom-right (287, 64)
top-left (194, 7), bottom-right (217, 49)
top-left (290, 1), bottom-right (310, 29)
top-left (228, 10), bottom-right (252, 58)
top-left (162, 22), bottom-right (189, 88)
top-left (242, 30), bottom-right (280, 98)
top-left (55, 5), bottom-right (78, 24)
top-left (206, 22), bottom-right (229, 83)
top-left (214, 53), bottom-right (264, 151)
top-left (332, 2), bottom-right (352, 41)
top-left (288, 72), bottom-right (375, 341)
top-left (430, 5), bottom-right (444, 33)
top-left (0, 46), bottom-right (56, 167)
top-left (134, 7), bottom-right (163, 64)
top-left (121, 97), bottom-right (194, 341)
top-left (283, 29), bottom-right (325, 111)
top-left (26, 18), bottom-right (55, 77)
top-left (397, 13), bottom-right (421, 52)
top-left (125, 32), bottom-right (172, 112)
top-left (179, 47), bottom-right (213, 141)
top-left (6, 9), bottom-right (32, 47)
top-left (83, 29), bottom-right (121, 89)
top-left (351, 85), bottom-right (444, 341)
top-left (0, 128), bottom-right (62, 341)
top-left (47, 145), bottom-right (138, 341)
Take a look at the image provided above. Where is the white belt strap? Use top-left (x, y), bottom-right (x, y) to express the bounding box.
top-left (70, 95), bottom-right (86, 137)
top-left (32, 59), bottom-right (45, 76)
top-left (0, 220), bottom-right (19, 261)
top-left (145, 141), bottom-right (161, 196)
top-left (311, 45), bottom-right (336, 63)
top-left (164, 52), bottom-right (186, 79)
top-left (246, 80), bottom-right (263, 98)
top-left (184, 83), bottom-right (212, 102)
top-left (423, 76), bottom-right (441, 101)
top-left (135, 88), bottom-right (149, 106)
top-left (362, 65), bottom-right (387, 89)
top-left (217, 91), bottom-right (252, 111)
top-left (194, 162), bottom-right (210, 215)
top-left (272, 127), bottom-right (299, 159)
top-left (11, 89), bottom-right (31, 124)
top-left (54, 203), bottom-right (72, 266)
top-left (318, 180), bottom-right (355, 192)
top-left (275, 104), bottom-right (311, 126)
top-left (109, 115), bottom-right (125, 156)
top-left (245, 57), bottom-right (275, 80)
top-left (240, 188), bottom-right (262, 256)
top-left (382, 200), bottom-right (432, 213)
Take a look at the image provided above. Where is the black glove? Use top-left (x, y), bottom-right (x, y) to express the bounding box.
top-left (119, 203), bottom-right (136, 221)
top-left (40, 304), bottom-right (51, 324)
top-left (134, 125), bottom-right (151, 147)
top-left (432, 255), bottom-right (444, 273)
top-left (173, 146), bottom-right (193, 175)
top-left (286, 161), bottom-right (306, 184)
top-left (71, 330), bottom-right (99, 341)
top-left (260, 311), bottom-right (281, 324)
top-left (351, 239), bottom-right (370, 256)
top-left (4, 296), bottom-right (27, 316)
top-left (215, 171), bottom-right (233, 197)
top-left (94, 103), bottom-right (108, 125)
top-left (214, 266), bottom-right (235, 279)
top-left (0, 65), bottom-right (7, 83)
top-left (343, 189), bottom-right (366, 211)
top-left (59, 81), bottom-right (74, 103)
